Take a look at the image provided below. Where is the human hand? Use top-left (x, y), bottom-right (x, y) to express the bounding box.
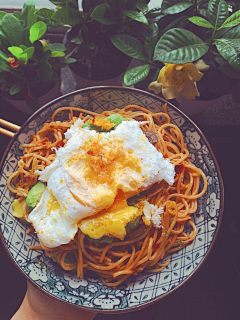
top-left (11, 281), bottom-right (97, 320)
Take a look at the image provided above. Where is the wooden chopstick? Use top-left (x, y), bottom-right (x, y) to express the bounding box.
top-left (0, 119), bottom-right (20, 132)
top-left (0, 127), bottom-right (15, 137)
top-left (0, 118), bottom-right (20, 137)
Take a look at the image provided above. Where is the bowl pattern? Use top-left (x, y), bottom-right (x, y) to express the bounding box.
top-left (0, 87), bottom-right (223, 312)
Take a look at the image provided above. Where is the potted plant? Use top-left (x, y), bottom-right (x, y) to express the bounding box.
top-left (110, 0), bottom-right (240, 115)
top-left (0, 1), bottom-right (76, 113)
top-left (39, 0), bottom-right (150, 87)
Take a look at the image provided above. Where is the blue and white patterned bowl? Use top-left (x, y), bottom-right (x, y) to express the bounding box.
top-left (0, 87), bottom-right (223, 313)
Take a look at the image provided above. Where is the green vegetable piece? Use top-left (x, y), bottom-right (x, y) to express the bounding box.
top-left (126, 216), bottom-right (141, 230)
top-left (82, 120), bottom-right (91, 129)
top-left (87, 235), bottom-right (114, 244)
top-left (104, 114), bottom-right (126, 128)
top-left (82, 120), bottom-right (103, 132)
top-left (26, 181), bottom-right (46, 211)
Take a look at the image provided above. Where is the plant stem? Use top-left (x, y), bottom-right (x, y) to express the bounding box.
top-left (212, 29), bottom-right (216, 42)
top-left (65, 44), bottom-right (80, 59)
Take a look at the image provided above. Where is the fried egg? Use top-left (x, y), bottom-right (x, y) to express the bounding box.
top-left (28, 119), bottom-right (175, 248)
top-left (28, 189), bottom-right (78, 247)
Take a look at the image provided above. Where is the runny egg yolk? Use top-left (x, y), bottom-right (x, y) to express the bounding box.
top-left (89, 117), bottom-right (115, 130)
top-left (78, 192), bottom-right (142, 240)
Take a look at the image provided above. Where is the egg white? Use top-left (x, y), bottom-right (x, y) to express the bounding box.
top-left (28, 189), bottom-right (77, 248)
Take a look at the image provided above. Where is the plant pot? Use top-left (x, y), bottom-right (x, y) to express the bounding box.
top-left (70, 58), bottom-right (143, 89)
top-left (65, 35), bottom-right (132, 88)
top-left (177, 94), bottom-right (230, 117)
top-left (3, 85), bottom-right (61, 115)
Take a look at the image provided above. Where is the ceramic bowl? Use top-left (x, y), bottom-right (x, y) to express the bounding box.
top-left (0, 87), bottom-right (224, 313)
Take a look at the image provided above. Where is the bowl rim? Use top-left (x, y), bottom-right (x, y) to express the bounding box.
top-left (0, 86), bottom-right (224, 313)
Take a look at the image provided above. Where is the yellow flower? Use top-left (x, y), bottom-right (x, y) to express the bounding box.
top-left (148, 60), bottom-right (209, 102)
top-left (39, 40), bottom-right (48, 48)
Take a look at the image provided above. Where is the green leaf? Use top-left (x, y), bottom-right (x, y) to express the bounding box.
top-left (224, 25), bottom-right (240, 39)
top-left (43, 49), bottom-right (52, 61)
top-left (124, 64), bottom-right (150, 87)
top-left (13, 11), bottom-right (22, 20)
top-left (36, 8), bottom-right (63, 27)
top-left (33, 39), bottom-right (44, 55)
top-left (0, 30), bottom-right (10, 47)
top-left (135, 2), bottom-right (149, 14)
top-left (43, 46), bottom-right (50, 52)
top-left (0, 11), bottom-right (7, 23)
top-left (122, 10), bottom-right (148, 25)
top-left (160, 16), bottom-right (188, 37)
top-left (49, 0), bottom-right (67, 6)
top-left (215, 38), bottom-right (240, 70)
top-left (1, 14), bottom-right (23, 46)
top-left (218, 9), bottom-right (240, 29)
top-left (219, 61), bottom-right (240, 79)
top-left (208, 0), bottom-right (228, 29)
top-left (0, 50), bottom-right (9, 62)
top-left (71, 34), bottom-right (83, 44)
top-left (8, 47), bottom-right (23, 59)
top-left (144, 23), bottom-right (159, 60)
top-left (90, 4), bottom-right (116, 25)
top-left (198, 9), bottom-right (208, 19)
top-left (48, 20), bottom-right (64, 28)
top-left (29, 21), bottom-right (47, 43)
top-left (161, 0), bottom-right (193, 15)
top-left (68, 0), bottom-right (78, 10)
top-left (36, 8), bottom-right (55, 20)
top-left (51, 51), bottom-right (65, 57)
top-left (27, 6), bottom-right (37, 29)
top-left (36, 61), bottom-right (53, 82)
top-left (64, 58), bottom-right (77, 64)
top-left (17, 53), bottom-right (28, 64)
top-left (51, 8), bottom-right (81, 26)
top-left (22, 28), bottom-right (32, 47)
top-left (23, 46), bottom-right (34, 60)
top-left (68, 6), bottom-right (83, 23)
top-left (0, 58), bottom-right (10, 71)
top-left (20, 45), bottom-right (28, 51)
top-left (50, 71), bottom-right (60, 84)
top-left (86, 42), bottom-right (95, 49)
top-left (49, 43), bottom-right (66, 52)
top-left (146, 7), bottom-right (162, 19)
top-left (18, 47), bottom-right (34, 64)
top-left (9, 82), bottom-right (22, 95)
top-left (110, 34), bottom-right (148, 61)
top-left (188, 16), bottom-right (214, 28)
top-left (153, 28), bottom-right (209, 64)
top-left (21, 1), bottom-right (35, 24)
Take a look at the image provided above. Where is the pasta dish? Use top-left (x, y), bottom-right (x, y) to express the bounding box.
top-left (8, 104), bottom-right (207, 288)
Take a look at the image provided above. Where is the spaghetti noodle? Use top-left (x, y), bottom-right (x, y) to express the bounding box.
top-left (8, 104), bottom-right (207, 288)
